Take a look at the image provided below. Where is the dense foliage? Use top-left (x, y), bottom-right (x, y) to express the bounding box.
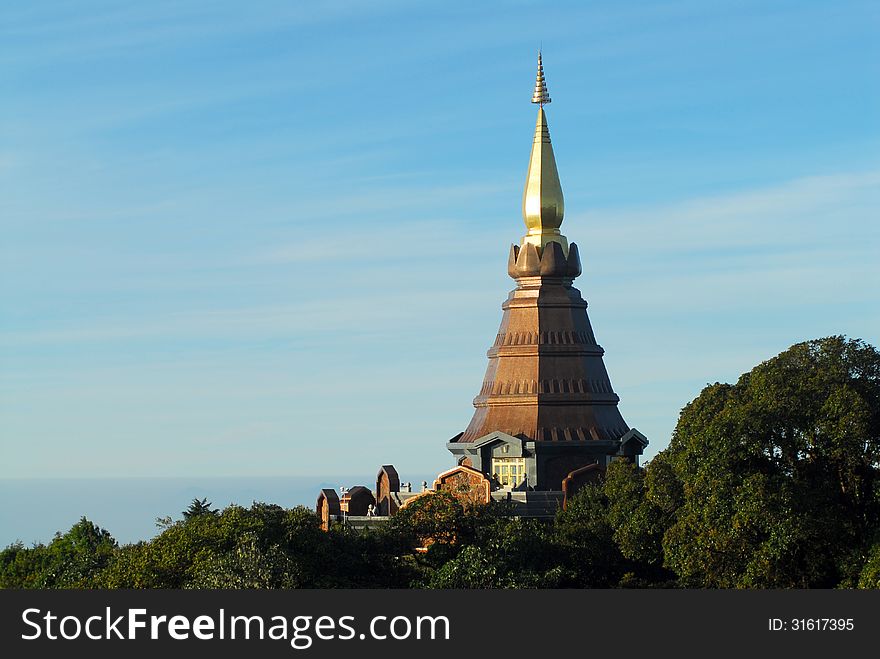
top-left (2, 336), bottom-right (878, 589)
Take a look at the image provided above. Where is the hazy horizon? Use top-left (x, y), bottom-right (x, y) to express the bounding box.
top-left (0, 474), bottom-right (437, 548)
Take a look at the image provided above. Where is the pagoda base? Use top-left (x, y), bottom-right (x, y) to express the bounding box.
top-left (446, 429), bottom-right (646, 492)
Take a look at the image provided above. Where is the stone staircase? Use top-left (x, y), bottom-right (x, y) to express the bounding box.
top-left (491, 490), bottom-right (564, 518)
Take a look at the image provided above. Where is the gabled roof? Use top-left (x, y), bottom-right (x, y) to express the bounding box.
top-left (619, 428), bottom-right (649, 451)
top-left (470, 431), bottom-right (522, 449)
top-left (344, 485), bottom-right (373, 499)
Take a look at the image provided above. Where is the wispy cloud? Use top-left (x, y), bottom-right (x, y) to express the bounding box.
top-left (571, 169), bottom-right (879, 307)
top-left (4, 168), bottom-right (876, 348)
top-left (577, 169), bottom-right (880, 253)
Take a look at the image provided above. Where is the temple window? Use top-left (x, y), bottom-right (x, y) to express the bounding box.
top-left (492, 457), bottom-right (526, 487)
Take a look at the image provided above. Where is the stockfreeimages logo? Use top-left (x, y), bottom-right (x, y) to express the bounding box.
top-left (21, 608), bottom-right (451, 649)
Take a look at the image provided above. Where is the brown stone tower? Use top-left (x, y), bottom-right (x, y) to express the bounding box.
top-left (447, 54), bottom-right (647, 491)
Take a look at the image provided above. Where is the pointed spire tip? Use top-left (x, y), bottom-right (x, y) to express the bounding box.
top-left (531, 51), bottom-right (551, 106)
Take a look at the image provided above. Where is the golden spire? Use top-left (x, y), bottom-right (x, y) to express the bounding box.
top-left (522, 52), bottom-right (566, 255)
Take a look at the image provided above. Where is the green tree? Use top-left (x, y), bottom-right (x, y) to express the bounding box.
top-left (659, 336), bottom-right (880, 587)
top-left (93, 503), bottom-right (327, 588)
top-left (429, 517), bottom-right (558, 588)
top-left (182, 497), bottom-right (218, 520)
top-left (857, 541), bottom-right (880, 588)
top-left (0, 542), bottom-right (51, 589)
top-left (390, 491), bottom-right (467, 549)
top-left (603, 459), bottom-right (679, 585)
top-left (390, 491), bottom-right (518, 575)
top-left (0, 518), bottom-right (117, 588)
top-left (186, 532), bottom-right (303, 588)
top-left (552, 484), bottom-right (629, 587)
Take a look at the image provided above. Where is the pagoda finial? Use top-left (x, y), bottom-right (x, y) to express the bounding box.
top-left (531, 51), bottom-right (551, 106)
top-left (522, 53), bottom-right (565, 254)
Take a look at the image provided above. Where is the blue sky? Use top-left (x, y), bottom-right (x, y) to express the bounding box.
top-left (2, 0), bottom-right (878, 480)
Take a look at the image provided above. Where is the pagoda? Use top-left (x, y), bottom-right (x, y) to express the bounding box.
top-left (317, 55), bottom-right (646, 527)
top-left (446, 53), bottom-right (647, 493)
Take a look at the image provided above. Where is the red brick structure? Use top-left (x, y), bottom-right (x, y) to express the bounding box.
top-left (561, 463), bottom-right (603, 508)
top-left (375, 465), bottom-right (400, 516)
top-left (341, 486), bottom-right (375, 516)
top-left (316, 489), bottom-right (340, 532)
top-left (432, 465), bottom-right (492, 506)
